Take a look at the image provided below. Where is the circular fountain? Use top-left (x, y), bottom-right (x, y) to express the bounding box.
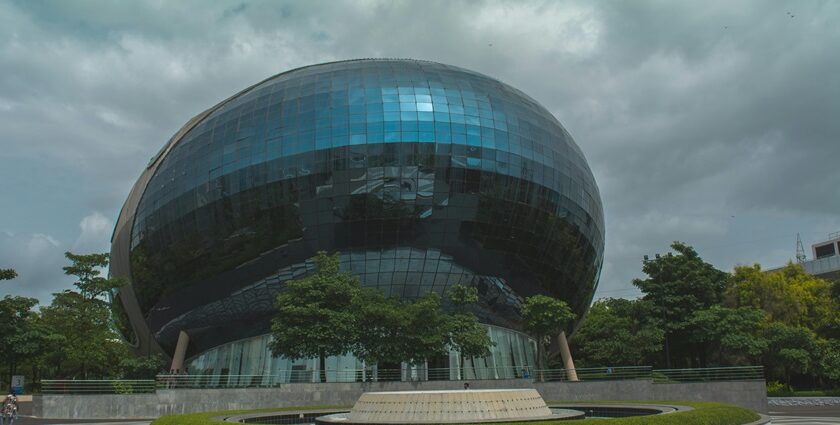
top-left (316, 389), bottom-right (584, 424)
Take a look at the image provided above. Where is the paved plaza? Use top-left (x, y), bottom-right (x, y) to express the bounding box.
top-left (769, 404), bottom-right (840, 424)
top-left (8, 404), bottom-right (838, 425)
top-left (15, 419), bottom-right (150, 425)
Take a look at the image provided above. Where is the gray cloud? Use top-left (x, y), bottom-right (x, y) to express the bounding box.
top-left (0, 231), bottom-right (71, 304)
top-left (1, 0), bottom-right (839, 303)
top-left (0, 210), bottom-right (114, 304)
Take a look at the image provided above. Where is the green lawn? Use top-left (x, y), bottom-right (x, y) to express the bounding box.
top-left (150, 401), bottom-right (760, 425)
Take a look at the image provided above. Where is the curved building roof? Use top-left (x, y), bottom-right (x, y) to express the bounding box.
top-left (110, 59), bottom-right (604, 359)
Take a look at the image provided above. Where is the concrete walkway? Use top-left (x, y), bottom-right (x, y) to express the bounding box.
top-left (14, 418), bottom-right (150, 425)
top-left (769, 404), bottom-right (840, 424)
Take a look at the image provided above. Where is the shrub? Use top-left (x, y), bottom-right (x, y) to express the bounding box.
top-left (766, 380), bottom-right (792, 396)
top-left (111, 381), bottom-right (134, 394)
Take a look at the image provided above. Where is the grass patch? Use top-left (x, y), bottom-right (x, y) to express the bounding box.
top-left (151, 401), bottom-right (759, 425)
top-left (785, 389), bottom-right (840, 396)
top-left (767, 386), bottom-right (840, 397)
top-left (150, 405), bottom-right (350, 425)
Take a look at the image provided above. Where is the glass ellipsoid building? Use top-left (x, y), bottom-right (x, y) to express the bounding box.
top-left (110, 59), bottom-right (604, 381)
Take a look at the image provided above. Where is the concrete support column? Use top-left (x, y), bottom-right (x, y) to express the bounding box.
top-left (557, 331), bottom-right (578, 382)
top-left (169, 331), bottom-right (190, 373)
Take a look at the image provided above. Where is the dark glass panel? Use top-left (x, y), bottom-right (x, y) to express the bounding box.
top-left (120, 60), bottom-right (604, 358)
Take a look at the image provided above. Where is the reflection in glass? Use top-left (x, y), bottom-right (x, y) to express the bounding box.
top-left (114, 60), bottom-right (604, 378)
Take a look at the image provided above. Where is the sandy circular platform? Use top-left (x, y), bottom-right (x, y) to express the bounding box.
top-left (316, 389), bottom-right (584, 424)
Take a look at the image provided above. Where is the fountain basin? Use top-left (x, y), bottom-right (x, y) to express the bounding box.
top-left (316, 389), bottom-right (584, 424)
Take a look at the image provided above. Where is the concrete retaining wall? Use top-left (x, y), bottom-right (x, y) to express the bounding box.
top-left (34, 379), bottom-right (767, 419)
top-left (533, 379), bottom-right (767, 413)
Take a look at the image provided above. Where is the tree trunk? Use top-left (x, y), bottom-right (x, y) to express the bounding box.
top-left (537, 334), bottom-right (545, 382)
top-left (319, 353), bottom-right (327, 383)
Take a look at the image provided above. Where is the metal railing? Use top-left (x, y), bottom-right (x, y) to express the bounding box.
top-left (653, 366), bottom-right (764, 382)
top-left (538, 366), bottom-right (653, 382)
top-left (155, 366), bottom-right (536, 389)
top-left (39, 365), bottom-right (765, 393)
top-left (41, 379), bottom-right (157, 394)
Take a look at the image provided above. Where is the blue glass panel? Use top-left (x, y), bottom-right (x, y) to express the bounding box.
top-left (126, 60), bottom-right (604, 368)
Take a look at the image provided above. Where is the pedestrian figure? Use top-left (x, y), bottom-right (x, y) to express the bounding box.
top-left (2, 394), bottom-right (17, 425)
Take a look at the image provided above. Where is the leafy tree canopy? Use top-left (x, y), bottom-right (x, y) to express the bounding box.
top-left (118, 354), bottom-right (167, 379)
top-left (352, 287), bottom-right (411, 366)
top-left (633, 241), bottom-right (729, 332)
top-left (445, 284), bottom-right (493, 370)
top-left (62, 252), bottom-right (125, 301)
top-left (521, 295), bottom-right (575, 370)
top-left (401, 292), bottom-right (452, 365)
top-left (688, 305), bottom-right (767, 364)
top-left (448, 284), bottom-right (478, 309)
top-left (270, 251), bottom-right (360, 380)
top-left (728, 262), bottom-right (840, 337)
top-left (762, 321), bottom-right (820, 382)
top-left (0, 296), bottom-right (39, 359)
top-left (816, 338), bottom-right (840, 381)
top-left (0, 269), bottom-right (17, 281)
top-left (521, 295), bottom-right (575, 336)
top-left (572, 298), bottom-right (663, 367)
top-left (0, 295), bottom-right (42, 385)
top-left (39, 290), bottom-right (125, 379)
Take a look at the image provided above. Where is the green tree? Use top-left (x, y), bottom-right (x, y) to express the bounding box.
top-left (118, 354), bottom-right (167, 379)
top-left (269, 252), bottom-right (360, 382)
top-left (815, 338), bottom-right (840, 383)
top-left (448, 284), bottom-right (478, 310)
top-left (447, 284), bottom-right (493, 378)
top-left (352, 288), bottom-right (410, 367)
top-left (27, 252), bottom-right (130, 379)
top-left (520, 295), bottom-right (575, 375)
top-left (0, 295), bottom-right (39, 389)
top-left (401, 292), bottom-right (451, 365)
top-left (762, 322), bottom-right (819, 383)
top-left (634, 242), bottom-right (729, 367)
top-left (353, 288), bottom-right (476, 376)
top-left (447, 314), bottom-right (493, 376)
top-left (688, 306), bottom-right (767, 365)
top-left (39, 291), bottom-right (126, 378)
top-left (728, 263), bottom-right (840, 338)
top-left (0, 269), bottom-right (17, 281)
top-left (62, 252), bottom-right (125, 300)
top-left (572, 298), bottom-right (663, 367)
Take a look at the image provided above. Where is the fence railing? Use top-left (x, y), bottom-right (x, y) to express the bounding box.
top-left (41, 379), bottom-right (157, 394)
top-left (155, 366), bottom-right (536, 389)
top-left (538, 366), bottom-right (652, 382)
top-left (653, 366), bottom-right (764, 382)
top-left (39, 365), bottom-right (764, 394)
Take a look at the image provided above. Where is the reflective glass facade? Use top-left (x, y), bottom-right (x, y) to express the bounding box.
top-left (112, 59), bottom-right (604, 374)
top-left (185, 324), bottom-right (536, 382)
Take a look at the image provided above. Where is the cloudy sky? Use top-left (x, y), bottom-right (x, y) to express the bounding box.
top-left (1, 0), bottom-right (838, 305)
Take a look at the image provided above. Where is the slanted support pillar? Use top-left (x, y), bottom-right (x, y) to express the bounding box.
top-left (169, 330), bottom-right (190, 373)
top-left (557, 331), bottom-right (578, 382)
